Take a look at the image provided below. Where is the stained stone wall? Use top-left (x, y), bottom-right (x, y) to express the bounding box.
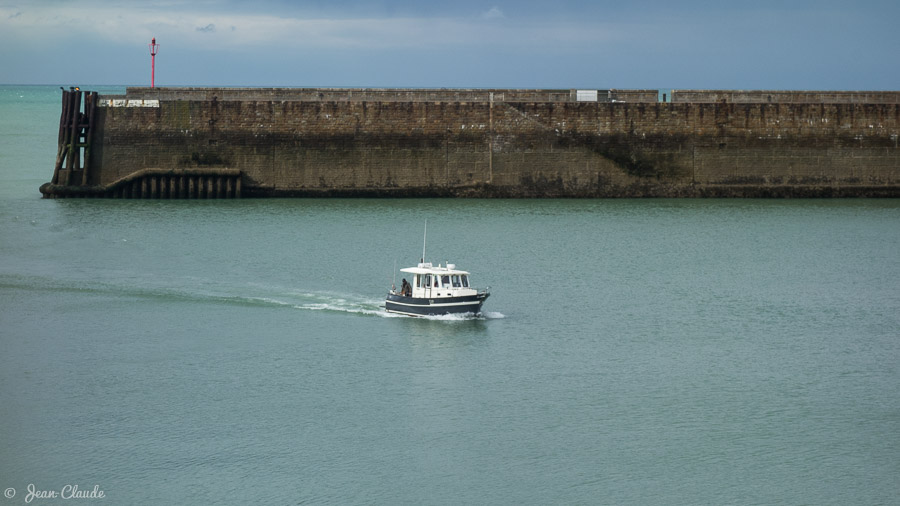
top-left (86, 88), bottom-right (900, 197)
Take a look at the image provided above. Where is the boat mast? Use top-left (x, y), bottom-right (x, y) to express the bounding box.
top-left (421, 219), bottom-right (427, 265)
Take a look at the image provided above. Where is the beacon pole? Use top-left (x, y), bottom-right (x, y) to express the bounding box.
top-left (149, 37), bottom-right (160, 88)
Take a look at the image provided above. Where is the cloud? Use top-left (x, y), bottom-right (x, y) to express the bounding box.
top-left (0, 3), bottom-right (622, 52)
top-left (0, 0), bottom-right (896, 88)
top-left (482, 7), bottom-right (504, 20)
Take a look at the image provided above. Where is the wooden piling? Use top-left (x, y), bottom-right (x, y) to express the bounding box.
top-left (64, 91), bottom-right (82, 185)
top-left (81, 92), bottom-right (97, 186)
top-left (52, 91), bottom-right (70, 184)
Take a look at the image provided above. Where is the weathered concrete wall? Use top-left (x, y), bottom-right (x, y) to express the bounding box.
top-left (51, 87), bottom-right (900, 198)
top-left (118, 87), bottom-right (660, 103)
top-left (672, 90), bottom-right (900, 104)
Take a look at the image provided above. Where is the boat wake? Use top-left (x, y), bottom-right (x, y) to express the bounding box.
top-left (415, 311), bottom-right (507, 321)
top-left (230, 289), bottom-right (392, 318)
top-left (0, 273), bottom-right (504, 321)
top-left (240, 289), bottom-right (505, 321)
top-left (194, 282), bottom-right (505, 320)
top-left (157, 281), bottom-right (388, 317)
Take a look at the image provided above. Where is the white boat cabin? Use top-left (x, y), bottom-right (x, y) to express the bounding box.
top-left (397, 263), bottom-right (477, 299)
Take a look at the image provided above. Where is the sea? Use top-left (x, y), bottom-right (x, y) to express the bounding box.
top-left (1, 85), bottom-right (899, 505)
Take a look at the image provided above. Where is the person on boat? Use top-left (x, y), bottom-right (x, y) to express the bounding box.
top-left (401, 278), bottom-right (411, 297)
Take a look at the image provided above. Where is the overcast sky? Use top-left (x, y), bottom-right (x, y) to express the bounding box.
top-left (1, 0), bottom-right (897, 89)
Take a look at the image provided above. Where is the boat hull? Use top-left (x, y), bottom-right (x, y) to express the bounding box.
top-left (385, 292), bottom-right (489, 317)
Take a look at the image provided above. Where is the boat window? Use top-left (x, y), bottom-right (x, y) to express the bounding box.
top-left (433, 275), bottom-right (439, 288)
top-left (441, 275), bottom-right (451, 287)
top-left (451, 275), bottom-right (461, 287)
top-left (424, 274), bottom-right (431, 288)
top-left (461, 275), bottom-right (469, 288)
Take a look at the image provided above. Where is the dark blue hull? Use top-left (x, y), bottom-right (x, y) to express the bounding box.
top-left (385, 292), bottom-right (489, 316)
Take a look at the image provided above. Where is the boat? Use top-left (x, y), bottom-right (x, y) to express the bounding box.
top-left (384, 222), bottom-right (490, 317)
top-left (385, 262), bottom-right (490, 316)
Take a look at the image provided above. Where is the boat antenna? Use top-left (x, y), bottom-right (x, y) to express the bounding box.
top-left (421, 219), bottom-right (427, 265)
top-left (392, 258), bottom-right (397, 292)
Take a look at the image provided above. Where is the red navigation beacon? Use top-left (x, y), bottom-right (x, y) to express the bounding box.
top-left (149, 37), bottom-right (160, 88)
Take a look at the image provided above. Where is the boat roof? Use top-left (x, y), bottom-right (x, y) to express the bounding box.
top-left (400, 263), bottom-right (470, 276)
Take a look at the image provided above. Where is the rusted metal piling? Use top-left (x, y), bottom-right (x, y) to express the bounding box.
top-left (108, 170), bottom-right (242, 199)
top-left (41, 168), bottom-right (242, 199)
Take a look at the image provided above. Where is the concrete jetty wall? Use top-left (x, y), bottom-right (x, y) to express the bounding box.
top-left (41, 87), bottom-right (900, 198)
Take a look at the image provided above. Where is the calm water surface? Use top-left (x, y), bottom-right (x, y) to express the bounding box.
top-left (1, 86), bottom-right (899, 504)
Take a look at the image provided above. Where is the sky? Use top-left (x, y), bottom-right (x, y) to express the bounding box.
top-left (1, 0), bottom-right (898, 89)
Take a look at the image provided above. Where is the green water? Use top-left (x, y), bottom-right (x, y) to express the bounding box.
top-left (1, 86), bottom-right (899, 504)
